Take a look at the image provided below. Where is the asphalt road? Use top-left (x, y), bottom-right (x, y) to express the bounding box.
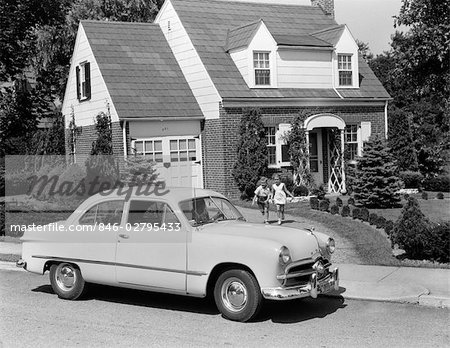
top-left (1, 269), bottom-right (449, 347)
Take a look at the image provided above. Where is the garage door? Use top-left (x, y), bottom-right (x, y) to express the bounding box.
top-left (132, 136), bottom-right (203, 188)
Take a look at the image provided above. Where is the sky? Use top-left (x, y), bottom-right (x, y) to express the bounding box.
top-left (226, 0), bottom-right (404, 55)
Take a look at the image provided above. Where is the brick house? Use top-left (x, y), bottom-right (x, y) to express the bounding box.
top-left (62, 0), bottom-right (390, 198)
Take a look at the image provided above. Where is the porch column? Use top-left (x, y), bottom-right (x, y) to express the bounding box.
top-left (340, 128), bottom-right (346, 192)
top-left (305, 130), bottom-right (310, 170)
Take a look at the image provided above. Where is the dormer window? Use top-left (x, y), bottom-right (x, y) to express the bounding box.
top-left (253, 52), bottom-right (270, 86)
top-left (338, 54), bottom-right (352, 86)
top-left (76, 61), bottom-right (91, 101)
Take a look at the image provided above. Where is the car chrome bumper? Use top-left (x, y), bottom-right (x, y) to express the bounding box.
top-left (16, 259), bottom-right (27, 269)
top-left (261, 267), bottom-right (339, 300)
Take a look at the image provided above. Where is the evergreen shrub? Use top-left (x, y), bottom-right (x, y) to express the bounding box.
top-left (352, 208), bottom-right (361, 219)
top-left (360, 207), bottom-right (370, 222)
top-left (369, 213), bottom-right (378, 225)
top-left (423, 175), bottom-right (450, 192)
top-left (319, 199), bottom-right (330, 212)
top-left (421, 191), bottom-right (428, 200)
top-left (399, 171), bottom-right (423, 188)
top-left (310, 197), bottom-right (319, 210)
top-left (384, 220), bottom-right (395, 236)
top-left (348, 197), bottom-right (355, 205)
top-left (375, 216), bottom-right (387, 229)
top-left (330, 204), bottom-right (339, 215)
top-left (293, 185), bottom-right (309, 196)
top-left (335, 197), bottom-right (343, 207)
top-left (436, 192), bottom-right (444, 199)
top-left (341, 205), bottom-right (350, 217)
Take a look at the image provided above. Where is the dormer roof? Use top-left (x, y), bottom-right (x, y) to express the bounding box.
top-left (311, 25), bottom-right (346, 46)
top-left (225, 19), bottom-right (262, 52)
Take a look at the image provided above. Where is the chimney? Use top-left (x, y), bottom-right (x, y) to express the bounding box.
top-left (311, 0), bottom-right (334, 19)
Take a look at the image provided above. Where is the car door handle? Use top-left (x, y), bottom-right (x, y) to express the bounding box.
top-left (118, 234), bottom-right (129, 239)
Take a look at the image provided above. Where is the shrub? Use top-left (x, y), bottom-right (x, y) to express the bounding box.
top-left (352, 136), bottom-right (402, 208)
top-left (375, 216), bottom-right (387, 229)
top-left (399, 171), bottom-right (423, 189)
top-left (310, 197), bottom-right (319, 210)
top-left (313, 184), bottom-right (327, 200)
top-left (421, 191), bottom-right (428, 200)
top-left (335, 197), bottom-right (343, 207)
top-left (352, 207), bottom-right (361, 219)
top-left (360, 207), bottom-right (370, 222)
top-left (341, 205), bottom-right (350, 217)
top-left (348, 197), bottom-right (355, 206)
top-left (391, 197), bottom-right (432, 260)
top-left (384, 220), bottom-right (395, 236)
top-left (369, 213), bottom-right (378, 225)
top-left (425, 222), bottom-right (450, 263)
top-left (4, 171), bottom-right (35, 196)
top-left (319, 199), bottom-right (330, 212)
top-left (422, 175), bottom-right (450, 192)
top-left (232, 108), bottom-right (268, 199)
top-left (121, 156), bottom-right (158, 187)
top-left (436, 192), bottom-right (444, 199)
top-left (403, 193), bottom-right (410, 200)
top-left (330, 204), bottom-right (339, 215)
top-left (293, 184), bottom-right (309, 197)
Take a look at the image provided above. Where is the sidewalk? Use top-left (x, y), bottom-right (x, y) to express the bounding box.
top-left (1, 206), bottom-right (449, 309)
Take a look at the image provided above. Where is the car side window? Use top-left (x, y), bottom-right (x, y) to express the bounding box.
top-left (79, 200), bottom-right (124, 225)
top-left (128, 200), bottom-right (180, 227)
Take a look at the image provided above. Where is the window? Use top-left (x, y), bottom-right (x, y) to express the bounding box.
top-left (79, 200), bottom-right (123, 225)
top-left (345, 124), bottom-right (358, 161)
top-left (265, 127), bottom-right (276, 165)
top-left (170, 139), bottom-right (196, 162)
top-left (133, 140), bottom-right (163, 162)
top-left (76, 62), bottom-right (91, 100)
top-left (253, 52), bottom-right (270, 86)
top-left (128, 200), bottom-right (180, 226)
top-left (309, 133), bottom-right (319, 172)
top-left (338, 54), bottom-right (352, 86)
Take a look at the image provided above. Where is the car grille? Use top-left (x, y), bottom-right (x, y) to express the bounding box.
top-left (280, 257), bottom-right (331, 287)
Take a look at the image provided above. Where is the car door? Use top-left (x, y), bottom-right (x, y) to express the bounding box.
top-left (115, 199), bottom-right (187, 291)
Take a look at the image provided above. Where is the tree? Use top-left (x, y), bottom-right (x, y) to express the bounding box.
top-left (85, 110), bottom-right (119, 194)
top-left (232, 108), bottom-right (268, 199)
top-left (285, 113), bottom-right (314, 189)
top-left (352, 136), bottom-right (402, 208)
top-left (387, 107), bottom-right (418, 171)
top-left (356, 39), bottom-right (373, 61)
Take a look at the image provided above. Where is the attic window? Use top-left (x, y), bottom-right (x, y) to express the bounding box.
top-left (338, 54), bottom-right (352, 86)
top-left (253, 52), bottom-right (270, 86)
top-left (76, 62), bottom-right (91, 101)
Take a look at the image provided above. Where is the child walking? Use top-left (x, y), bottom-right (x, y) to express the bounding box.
top-left (271, 174), bottom-right (294, 225)
top-left (253, 177), bottom-right (271, 224)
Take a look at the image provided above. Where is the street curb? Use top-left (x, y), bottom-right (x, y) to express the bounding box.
top-left (418, 294), bottom-right (450, 309)
top-left (0, 260), bottom-right (25, 272)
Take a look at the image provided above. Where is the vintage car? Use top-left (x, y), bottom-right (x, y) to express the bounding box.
top-left (17, 186), bottom-right (339, 322)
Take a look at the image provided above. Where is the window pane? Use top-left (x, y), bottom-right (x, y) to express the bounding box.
top-left (281, 144), bottom-right (289, 163)
top-left (188, 150), bottom-right (196, 161)
top-left (145, 141), bottom-right (152, 153)
top-left (135, 142), bottom-right (143, 153)
top-left (339, 71), bottom-right (352, 86)
top-left (179, 140), bottom-right (187, 150)
top-left (128, 200), bottom-right (164, 225)
top-left (170, 152), bottom-right (178, 162)
top-left (255, 69), bottom-right (270, 85)
top-left (180, 151), bottom-right (187, 161)
top-left (268, 147), bottom-right (276, 165)
top-left (154, 152), bottom-right (163, 162)
top-left (154, 141), bottom-right (162, 151)
top-left (188, 139), bottom-right (195, 149)
top-left (170, 140), bottom-right (177, 151)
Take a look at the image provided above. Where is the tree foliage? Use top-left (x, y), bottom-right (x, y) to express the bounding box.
top-left (232, 108), bottom-right (268, 199)
top-left (352, 136), bottom-right (402, 208)
top-left (285, 112), bottom-right (314, 189)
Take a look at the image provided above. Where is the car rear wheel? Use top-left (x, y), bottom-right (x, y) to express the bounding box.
top-left (214, 269), bottom-right (262, 322)
top-left (50, 263), bottom-right (86, 300)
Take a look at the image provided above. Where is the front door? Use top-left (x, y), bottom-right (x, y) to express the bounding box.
top-left (309, 130), bottom-right (323, 185)
top-left (115, 199), bottom-right (186, 291)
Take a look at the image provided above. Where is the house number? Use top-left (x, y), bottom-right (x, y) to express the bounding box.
top-left (162, 126), bottom-right (168, 132)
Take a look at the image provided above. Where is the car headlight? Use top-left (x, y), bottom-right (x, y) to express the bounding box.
top-left (326, 238), bottom-right (336, 254)
top-left (279, 246), bottom-right (291, 265)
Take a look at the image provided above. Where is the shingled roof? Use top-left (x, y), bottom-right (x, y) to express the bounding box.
top-left (171, 0), bottom-right (389, 100)
top-left (82, 20), bottom-right (203, 119)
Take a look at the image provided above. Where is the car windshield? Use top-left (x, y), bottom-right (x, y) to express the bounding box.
top-left (179, 196), bottom-right (245, 226)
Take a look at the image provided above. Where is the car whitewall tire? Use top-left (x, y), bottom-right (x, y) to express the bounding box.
top-left (214, 269), bottom-right (262, 322)
top-left (50, 263), bottom-right (86, 300)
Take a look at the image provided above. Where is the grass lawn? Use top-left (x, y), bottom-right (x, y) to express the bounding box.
top-left (233, 192), bottom-right (450, 268)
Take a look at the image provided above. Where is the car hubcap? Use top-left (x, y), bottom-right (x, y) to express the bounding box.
top-left (221, 278), bottom-right (248, 312)
top-left (55, 264), bottom-right (76, 291)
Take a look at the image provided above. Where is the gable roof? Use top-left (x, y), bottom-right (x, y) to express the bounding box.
top-left (81, 20), bottom-right (203, 119)
top-left (171, 0), bottom-right (389, 100)
top-left (273, 34), bottom-right (333, 48)
top-left (225, 19), bottom-right (262, 52)
top-left (311, 25), bottom-right (345, 46)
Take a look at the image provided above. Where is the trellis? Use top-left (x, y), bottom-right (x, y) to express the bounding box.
top-left (327, 128), bottom-right (346, 193)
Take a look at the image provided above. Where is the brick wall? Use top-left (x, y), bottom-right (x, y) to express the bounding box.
top-left (202, 104), bottom-right (385, 198)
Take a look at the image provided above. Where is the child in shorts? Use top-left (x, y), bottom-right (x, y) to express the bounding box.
top-left (271, 174), bottom-right (294, 225)
top-left (252, 177), bottom-right (271, 224)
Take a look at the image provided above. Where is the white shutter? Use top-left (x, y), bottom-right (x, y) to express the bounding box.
top-left (361, 122), bottom-right (371, 141)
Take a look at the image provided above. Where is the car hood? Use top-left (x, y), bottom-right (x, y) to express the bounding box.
top-left (200, 220), bottom-right (322, 261)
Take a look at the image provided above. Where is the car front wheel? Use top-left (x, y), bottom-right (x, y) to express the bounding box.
top-left (214, 269), bottom-right (262, 322)
top-left (50, 263), bottom-right (86, 300)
